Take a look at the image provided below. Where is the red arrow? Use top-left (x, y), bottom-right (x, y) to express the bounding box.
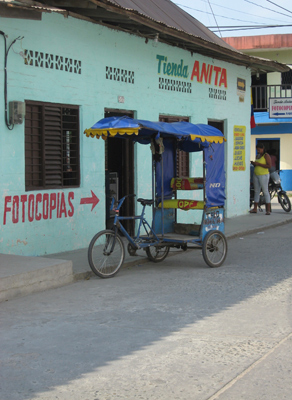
top-left (80, 190), bottom-right (99, 211)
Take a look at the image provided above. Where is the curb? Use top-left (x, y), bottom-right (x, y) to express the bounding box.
top-left (73, 247), bottom-right (187, 280)
top-left (225, 217), bottom-right (292, 240)
top-left (75, 217), bottom-right (292, 280)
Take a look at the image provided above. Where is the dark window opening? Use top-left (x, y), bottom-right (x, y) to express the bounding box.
top-left (281, 69), bottom-right (292, 89)
top-left (208, 120), bottom-right (224, 134)
top-left (25, 101), bottom-right (80, 190)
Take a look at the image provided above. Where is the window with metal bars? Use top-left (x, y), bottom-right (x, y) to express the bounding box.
top-left (25, 101), bottom-right (80, 190)
top-left (281, 68), bottom-right (292, 89)
top-left (159, 115), bottom-right (189, 177)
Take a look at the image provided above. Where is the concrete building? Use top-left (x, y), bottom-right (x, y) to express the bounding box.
top-left (223, 34), bottom-right (292, 190)
top-left (0, 0), bottom-right (288, 256)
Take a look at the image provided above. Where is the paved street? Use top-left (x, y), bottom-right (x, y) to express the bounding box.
top-left (1, 224), bottom-right (292, 400)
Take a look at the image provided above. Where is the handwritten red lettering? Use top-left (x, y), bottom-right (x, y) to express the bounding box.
top-left (219, 68), bottom-right (227, 87)
top-left (191, 61), bottom-right (227, 88)
top-left (59, 192), bottom-right (67, 218)
top-left (208, 65), bottom-right (213, 84)
top-left (43, 193), bottom-right (49, 220)
top-left (3, 196), bottom-right (11, 225)
top-left (200, 63), bottom-right (210, 84)
top-left (35, 193), bottom-right (42, 221)
top-left (57, 193), bottom-right (60, 218)
top-left (12, 196), bottom-right (19, 224)
top-left (50, 193), bottom-right (57, 219)
top-left (68, 192), bottom-right (74, 217)
top-left (3, 191), bottom-right (76, 225)
top-left (213, 66), bottom-right (221, 86)
top-left (20, 195), bottom-right (27, 223)
top-left (28, 194), bottom-right (34, 222)
top-left (12, 196), bottom-right (18, 223)
top-left (190, 60), bottom-right (200, 82)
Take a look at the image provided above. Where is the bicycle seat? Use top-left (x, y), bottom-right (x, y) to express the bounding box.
top-left (137, 198), bottom-right (154, 206)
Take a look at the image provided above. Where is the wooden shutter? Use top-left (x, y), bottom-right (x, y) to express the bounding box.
top-left (25, 103), bottom-right (43, 190)
top-left (44, 105), bottom-right (63, 187)
top-left (25, 101), bottom-right (80, 190)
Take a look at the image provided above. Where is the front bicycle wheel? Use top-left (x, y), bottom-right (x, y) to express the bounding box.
top-left (146, 245), bottom-right (169, 262)
top-left (278, 192), bottom-right (291, 212)
top-left (202, 230), bottom-right (227, 268)
top-left (88, 230), bottom-right (125, 278)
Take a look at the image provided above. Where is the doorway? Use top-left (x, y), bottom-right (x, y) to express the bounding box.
top-left (256, 138), bottom-right (280, 170)
top-left (105, 109), bottom-right (135, 234)
top-left (208, 120), bottom-right (224, 134)
top-left (208, 120), bottom-right (225, 166)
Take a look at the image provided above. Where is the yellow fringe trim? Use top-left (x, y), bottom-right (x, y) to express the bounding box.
top-left (84, 128), bottom-right (226, 144)
top-left (84, 128), bottom-right (140, 139)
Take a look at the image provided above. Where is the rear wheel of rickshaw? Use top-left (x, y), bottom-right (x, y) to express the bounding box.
top-left (146, 245), bottom-right (169, 262)
top-left (202, 230), bottom-right (227, 268)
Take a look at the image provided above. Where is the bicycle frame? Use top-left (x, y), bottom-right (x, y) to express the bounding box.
top-left (111, 196), bottom-right (161, 250)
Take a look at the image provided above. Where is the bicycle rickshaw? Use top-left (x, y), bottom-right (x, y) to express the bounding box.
top-left (84, 116), bottom-right (227, 278)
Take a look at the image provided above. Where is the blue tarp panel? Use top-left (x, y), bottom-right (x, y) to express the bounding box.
top-left (155, 140), bottom-right (176, 200)
top-left (155, 140), bottom-right (226, 208)
top-left (204, 143), bottom-right (226, 208)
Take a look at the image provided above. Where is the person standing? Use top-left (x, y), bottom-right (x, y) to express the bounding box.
top-left (269, 149), bottom-right (277, 173)
top-left (250, 142), bottom-right (272, 215)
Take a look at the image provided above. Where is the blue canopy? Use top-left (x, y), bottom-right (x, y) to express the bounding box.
top-left (84, 116), bottom-right (226, 207)
top-left (84, 116), bottom-right (226, 147)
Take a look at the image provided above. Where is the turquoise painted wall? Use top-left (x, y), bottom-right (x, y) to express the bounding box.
top-left (0, 12), bottom-right (251, 256)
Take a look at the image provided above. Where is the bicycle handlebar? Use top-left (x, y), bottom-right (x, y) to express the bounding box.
top-left (110, 194), bottom-right (136, 211)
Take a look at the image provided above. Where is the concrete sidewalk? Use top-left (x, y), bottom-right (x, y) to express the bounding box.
top-left (1, 200), bottom-right (292, 302)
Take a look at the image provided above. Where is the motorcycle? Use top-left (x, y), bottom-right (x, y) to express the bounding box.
top-left (250, 166), bottom-right (291, 212)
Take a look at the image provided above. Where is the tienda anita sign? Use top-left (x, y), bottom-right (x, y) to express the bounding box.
top-left (156, 54), bottom-right (228, 88)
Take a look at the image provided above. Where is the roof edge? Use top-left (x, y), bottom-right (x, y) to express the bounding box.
top-left (6, 0), bottom-right (290, 73)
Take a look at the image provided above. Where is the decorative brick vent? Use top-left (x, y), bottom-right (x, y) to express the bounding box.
top-left (106, 66), bottom-right (135, 84)
top-left (159, 77), bottom-right (192, 93)
top-left (24, 50), bottom-right (82, 74)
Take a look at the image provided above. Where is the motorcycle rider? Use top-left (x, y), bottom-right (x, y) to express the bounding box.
top-left (250, 142), bottom-right (272, 215)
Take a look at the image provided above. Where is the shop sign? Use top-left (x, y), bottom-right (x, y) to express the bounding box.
top-left (237, 77), bottom-right (246, 101)
top-left (156, 54), bottom-right (228, 88)
top-left (269, 98), bottom-right (292, 118)
top-left (233, 126), bottom-right (246, 171)
top-left (3, 190), bottom-right (99, 225)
